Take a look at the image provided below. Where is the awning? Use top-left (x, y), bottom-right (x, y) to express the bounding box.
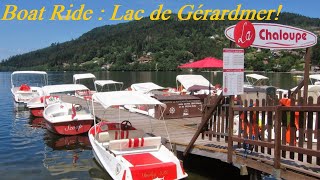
top-left (93, 91), bottom-right (166, 109)
top-left (131, 82), bottom-right (165, 93)
top-left (176, 75), bottom-right (213, 90)
top-left (95, 80), bottom-right (123, 87)
top-left (42, 84), bottom-right (88, 95)
top-left (12, 71), bottom-right (47, 75)
top-left (73, 73), bottom-right (96, 82)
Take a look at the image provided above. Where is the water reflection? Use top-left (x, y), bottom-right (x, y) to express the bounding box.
top-left (88, 159), bottom-right (113, 180)
top-left (42, 131), bottom-right (93, 177)
top-left (29, 117), bottom-right (46, 128)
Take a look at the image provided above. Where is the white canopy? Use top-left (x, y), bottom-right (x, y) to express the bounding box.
top-left (95, 80), bottom-right (123, 87)
top-left (246, 74), bottom-right (269, 80)
top-left (73, 73), bottom-right (96, 82)
top-left (131, 82), bottom-right (165, 93)
top-left (245, 74), bottom-right (270, 86)
top-left (42, 84), bottom-right (88, 95)
top-left (176, 75), bottom-right (213, 90)
top-left (93, 91), bottom-right (166, 109)
top-left (11, 71), bottom-right (47, 75)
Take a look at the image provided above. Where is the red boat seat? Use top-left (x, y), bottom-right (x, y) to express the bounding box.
top-left (107, 129), bottom-right (145, 140)
top-left (19, 84), bottom-right (31, 91)
top-left (108, 137), bottom-right (161, 153)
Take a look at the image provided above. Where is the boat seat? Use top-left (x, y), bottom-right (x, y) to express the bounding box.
top-left (108, 137), bottom-right (161, 153)
top-left (107, 129), bottom-right (145, 140)
top-left (98, 132), bottom-right (110, 143)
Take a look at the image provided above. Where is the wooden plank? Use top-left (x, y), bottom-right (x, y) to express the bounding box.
top-left (183, 93), bottom-right (224, 156)
top-left (261, 99), bottom-right (266, 153)
top-left (307, 97), bottom-right (314, 163)
top-left (298, 97), bottom-right (304, 162)
top-left (274, 107), bottom-right (281, 169)
top-left (280, 145), bottom-right (320, 157)
top-left (317, 97), bottom-right (320, 165)
top-left (217, 104), bottom-right (221, 141)
top-left (289, 97), bottom-right (296, 160)
top-left (279, 106), bottom-right (320, 111)
top-left (254, 99), bottom-right (259, 152)
top-left (267, 111), bottom-right (272, 155)
top-left (233, 106), bottom-right (276, 111)
top-left (303, 47), bottom-right (312, 105)
top-left (232, 137), bottom-right (274, 148)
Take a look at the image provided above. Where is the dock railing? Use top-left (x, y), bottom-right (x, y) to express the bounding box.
top-left (228, 96), bottom-right (320, 178)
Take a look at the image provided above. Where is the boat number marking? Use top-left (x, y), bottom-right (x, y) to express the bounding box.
top-left (64, 124), bottom-right (83, 131)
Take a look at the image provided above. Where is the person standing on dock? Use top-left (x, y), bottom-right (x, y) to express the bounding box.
top-left (279, 94), bottom-right (299, 144)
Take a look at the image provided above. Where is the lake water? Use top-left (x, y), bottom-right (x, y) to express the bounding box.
top-left (0, 71), bottom-right (302, 179)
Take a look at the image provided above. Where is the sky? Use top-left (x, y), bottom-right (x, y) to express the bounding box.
top-left (0, 0), bottom-right (319, 60)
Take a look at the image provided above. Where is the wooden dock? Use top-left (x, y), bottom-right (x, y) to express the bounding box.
top-left (59, 94), bottom-right (320, 180)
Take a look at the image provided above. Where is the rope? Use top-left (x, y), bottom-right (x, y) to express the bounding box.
top-left (160, 106), bottom-right (174, 152)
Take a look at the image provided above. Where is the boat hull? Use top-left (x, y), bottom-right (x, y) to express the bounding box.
top-left (45, 119), bottom-right (93, 135)
top-left (30, 107), bottom-right (44, 117)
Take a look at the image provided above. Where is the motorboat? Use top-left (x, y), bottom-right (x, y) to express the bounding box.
top-left (27, 84), bottom-right (89, 117)
top-left (11, 71), bottom-right (48, 106)
top-left (125, 82), bottom-right (171, 117)
top-left (130, 82), bottom-right (168, 95)
top-left (244, 74), bottom-right (270, 87)
top-left (240, 73), bottom-right (287, 100)
top-left (291, 74), bottom-right (320, 100)
top-left (43, 102), bottom-right (93, 135)
top-left (73, 73), bottom-right (96, 98)
top-left (89, 91), bottom-right (187, 180)
top-left (94, 80), bottom-right (124, 92)
top-left (176, 74), bottom-right (215, 95)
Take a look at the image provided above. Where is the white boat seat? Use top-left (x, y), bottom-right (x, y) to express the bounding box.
top-left (98, 132), bottom-right (110, 143)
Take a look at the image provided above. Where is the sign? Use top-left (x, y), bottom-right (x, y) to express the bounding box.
top-left (225, 21), bottom-right (317, 49)
top-left (223, 49), bottom-right (244, 95)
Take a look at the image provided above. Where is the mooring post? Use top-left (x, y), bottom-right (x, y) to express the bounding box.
top-left (227, 96), bottom-right (234, 163)
top-left (303, 47), bottom-right (311, 105)
top-left (227, 41), bottom-right (236, 163)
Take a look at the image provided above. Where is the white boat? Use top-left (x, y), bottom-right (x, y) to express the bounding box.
top-left (241, 74), bottom-right (288, 100)
top-left (291, 74), bottom-right (320, 100)
top-left (244, 74), bottom-right (270, 87)
top-left (73, 73), bottom-right (96, 97)
top-left (43, 102), bottom-right (93, 135)
top-left (11, 71), bottom-right (48, 105)
top-left (27, 84), bottom-right (89, 117)
top-left (176, 74), bottom-right (215, 95)
top-left (130, 82), bottom-right (167, 94)
top-left (125, 82), bottom-right (173, 117)
top-left (94, 80), bottom-right (123, 92)
top-left (89, 91), bottom-right (188, 180)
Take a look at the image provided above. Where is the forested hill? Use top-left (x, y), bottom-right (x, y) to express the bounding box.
top-left (1, 12), bottom-right (320, 72)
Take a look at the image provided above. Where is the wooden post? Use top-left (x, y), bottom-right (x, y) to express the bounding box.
top-left (226, 41), bottom-right (236, 163)
top-left (227, 96), bottom-right (234, 163)
top-left (303, 47), bottom-right (311, 105)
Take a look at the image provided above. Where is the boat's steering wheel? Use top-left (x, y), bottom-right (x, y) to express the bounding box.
top-left (121, 120), bottom-right (132, 130)
top-left (74, 104), bottom-right (82, 111)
